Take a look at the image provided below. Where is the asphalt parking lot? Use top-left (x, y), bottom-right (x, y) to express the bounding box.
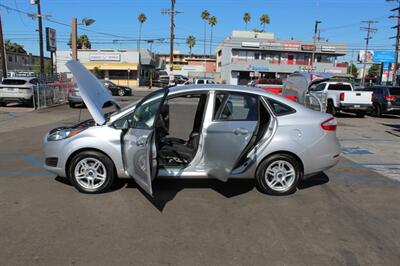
top-left (1, 93), bottom-right (400, 265)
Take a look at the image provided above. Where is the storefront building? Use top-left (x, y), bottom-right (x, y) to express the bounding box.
top-left (57, 49), bottom-right (159, 86)
top-left (216, 31), bottom-right (348, 85)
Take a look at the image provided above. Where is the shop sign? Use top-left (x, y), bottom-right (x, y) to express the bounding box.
top-left (247, 65), bottom-right (270, 71)
top-left (284, 41), bottom-right (300, 50)
top-left (301, 45), bottom-right (315, 51)
top-left (262, 40), bottom-right (284, 49)
top-left (89, 53), bottom-right (121, 61)
top-left (321, 46), bottom-right (336, 52)
top-left (299, 66), bottom-right (316, 72)
top-left (241, 42), bottom-right (260, 48)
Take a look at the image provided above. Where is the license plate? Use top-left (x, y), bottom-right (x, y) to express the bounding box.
top-left (354, 105), bottom-right (360, 108)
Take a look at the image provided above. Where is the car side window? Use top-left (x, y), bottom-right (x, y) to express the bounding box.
top-left (197, 80), bottom-right (205, 84)
top-left (311, 83), bottom-right (325, 92)
top-left (265, 97), bottom-right (296, 116)
top-left (214, 92), bottom-right (258, 121)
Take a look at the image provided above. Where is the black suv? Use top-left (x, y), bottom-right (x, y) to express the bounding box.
top-left (364, 86), bottom-right (400, 117)
top-left (100, 80), bottom-right (132, 96)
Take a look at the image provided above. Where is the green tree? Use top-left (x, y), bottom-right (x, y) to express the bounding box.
top-left (347, 63), bottom-right (358, 78)
top-left (68, 34), bottom-right (91, 49)
top-left (137, 13), bottom-right (147, 50)
top-left (208, 16), bottom-right (217, 55)
top-left (5, 40), bottom-right (27, 54)
top-left (260, 14), bottom-right (270, 32)
top-left (368, 64), bottom-right (381, 77)
top-left (201, 10), bottom-right (210, 55)
top-left (186, 35), bottom-right (196, 55)
top-left (243, 12), bottom-right (251, 30)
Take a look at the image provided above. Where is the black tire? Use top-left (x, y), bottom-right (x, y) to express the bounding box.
top-left (68, 151), bottom-right (116, 194)
top-left (0, 102), bottom-right (5, 107)
top-left (372, 103), bottom-right (382, 117)
top-left (255, 154), bottom-right (302, 196)
top-left (118, 88), bottom-right (125, 96)
top-left (355, 111), bottom-right (365, 118)
top-left (326, 101), bottom-right (337, 116)
top-left (69, 102), bottom-right (76, 108)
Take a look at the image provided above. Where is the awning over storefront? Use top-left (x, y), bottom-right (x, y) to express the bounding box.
top-left (83, 63), bottom-right (138, 71)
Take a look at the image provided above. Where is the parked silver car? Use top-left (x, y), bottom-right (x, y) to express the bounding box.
top-left (0, 77), bottom-right (44, 107)
top-left (43, 61), bottom-right (341, 196)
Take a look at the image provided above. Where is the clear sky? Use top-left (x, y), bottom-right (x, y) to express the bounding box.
top-left (1, 0), bottom-right (397, 62)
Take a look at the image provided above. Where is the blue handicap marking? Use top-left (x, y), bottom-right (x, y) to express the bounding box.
top-left (342, 147), bottom-right (374, 155)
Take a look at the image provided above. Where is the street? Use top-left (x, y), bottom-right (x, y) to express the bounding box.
top-left (0, 94), bottom-right (400, 265)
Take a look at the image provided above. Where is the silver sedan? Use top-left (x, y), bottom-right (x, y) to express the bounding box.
top-left (43, 61), bottom-right (341, 196)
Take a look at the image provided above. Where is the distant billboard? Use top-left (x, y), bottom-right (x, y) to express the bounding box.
top-left (358, 50), bottom-right (396, 63)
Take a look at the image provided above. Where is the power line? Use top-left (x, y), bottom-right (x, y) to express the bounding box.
top-left (360, 20), bottom-right (378, 87)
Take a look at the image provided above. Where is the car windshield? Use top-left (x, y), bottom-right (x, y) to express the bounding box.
top-left (327, 84), bottom-right (352, 91)
top-left (2, 79), bottom-right (27, 85)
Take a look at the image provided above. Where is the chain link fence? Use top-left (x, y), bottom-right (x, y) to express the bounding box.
top-left (32, 82), bottom-right (73, 110)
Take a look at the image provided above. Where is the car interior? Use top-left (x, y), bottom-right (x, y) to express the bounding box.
top-left (156, 93), bottom-right (208, 167)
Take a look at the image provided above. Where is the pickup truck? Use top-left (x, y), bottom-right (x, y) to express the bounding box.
top-left (309, 82), bottom-right (372, 117)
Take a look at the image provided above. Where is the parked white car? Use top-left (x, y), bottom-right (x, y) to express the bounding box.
top-left (193, 78), bottom-right (215, 85)
top-left (0, 77), bottom-right (44, 107)
top-left (309, 82), bottom-right (373, 117)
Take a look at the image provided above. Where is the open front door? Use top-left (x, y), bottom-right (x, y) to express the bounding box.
top-left (123, 89), bottom-right (168, 195)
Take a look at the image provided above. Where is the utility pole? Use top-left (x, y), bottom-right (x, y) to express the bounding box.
top-left (311, 20), bottom-right (321, 72)
top-left (71, 17), bottom-right (78, 60)
top-left (161, 1), bottom-right (182, 77)
top-left (36, 0), bottom-right (45, 77)
top-left (360, 20), bottom-right (378, 87)
top-left (389, 1), bottom-right (400, 85)
top-left (0, 14), bottom-right (7, 78)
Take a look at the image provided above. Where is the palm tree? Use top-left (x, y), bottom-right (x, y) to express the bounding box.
top-left (260, 14), bottom-right (270, 32)
top-left (201, 10), bottom-right (210, 55)
top-left (186, 35), bottom-right (196, 55)
top-left (137, 13), bottom-right (147, 50)
top-left (79, 35), bottom-right (91, 49)
top-left (243, 12), bottom-right (251, 30)
top-left (208, 16), bottom-right (217, 55)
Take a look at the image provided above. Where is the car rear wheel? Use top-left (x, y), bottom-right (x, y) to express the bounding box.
top-left (372, 103), bottom-right (382, 117)
top-left (118, 88), bottom-right (125, 96)
top-left (68, 151), bottom-right (115, 194)
top-left (326, 101), bottom-right (337, 116)
top-left (256, 154), bottom-right (302, 195)
top-left (355, 111), bottom-right (365, 118)
top-left (69, 102), bottom-right (76, 108)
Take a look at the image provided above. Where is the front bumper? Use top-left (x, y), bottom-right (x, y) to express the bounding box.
top-left (43, 134), bottom-right (68, 177)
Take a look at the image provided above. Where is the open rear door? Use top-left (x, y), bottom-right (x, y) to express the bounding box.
top-left (122, 89), bottom-right (168, 195)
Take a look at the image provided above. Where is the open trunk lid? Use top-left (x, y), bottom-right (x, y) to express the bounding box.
top-left (66, 60), bottom-right (119, 125)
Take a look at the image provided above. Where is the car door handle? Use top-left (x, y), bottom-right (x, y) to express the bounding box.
top-left (136, 137), bottom-right (147, 146)
top-left (234, 128), bottom-right (249, 135)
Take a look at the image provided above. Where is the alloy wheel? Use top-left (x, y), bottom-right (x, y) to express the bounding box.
top-left (264, 160), bottom-right (296, 192)
top-left (74, 157), bottom-right (107, 190)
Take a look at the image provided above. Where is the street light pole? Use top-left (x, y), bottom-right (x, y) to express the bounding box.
top-left (37, 0), bottom-right (45, 76)
top-left (311, 20), bottom-right (321, 72)
top-left (0, 14), bottom-right (7, 78)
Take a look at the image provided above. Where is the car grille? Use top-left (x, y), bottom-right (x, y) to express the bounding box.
top-left (45, 157), bottom-right (58, 167)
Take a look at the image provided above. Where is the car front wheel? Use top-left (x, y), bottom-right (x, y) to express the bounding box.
top-left (68, 151), bottom-right (115, 193)
top-left (256, 154), bottom-right (302, 195)
top-left (118, 88), bottom-right (125, 96)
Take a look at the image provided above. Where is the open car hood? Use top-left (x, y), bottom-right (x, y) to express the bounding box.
top-left (66, 60), bottom-right (120, 125)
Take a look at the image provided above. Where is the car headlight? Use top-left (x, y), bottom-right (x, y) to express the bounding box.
top-left (47, 129), bottom-right (85, 141)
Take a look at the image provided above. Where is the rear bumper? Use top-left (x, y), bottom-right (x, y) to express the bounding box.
top-left (68, 95), bottom-right (83, 104)
top-left (339, 103), bottom-right (372, 112)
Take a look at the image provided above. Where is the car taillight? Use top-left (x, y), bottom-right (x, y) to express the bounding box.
top-left (385, 95), bottom-right (397, 101)
top-left (339, 92), bottom-right (345, 102)
top-left (68, 88), bottom-right (76, 93)
top-left (321, 117), bottom-right (337, 131)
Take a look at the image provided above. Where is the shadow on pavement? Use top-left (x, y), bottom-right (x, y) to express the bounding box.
top-left (298, 172), bottom-right (330, 190)
top-left (56, 173), bottom-right (330, 212)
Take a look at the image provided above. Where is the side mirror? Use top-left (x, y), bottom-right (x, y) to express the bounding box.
top-left (113, 119), bottom-right (132, 130)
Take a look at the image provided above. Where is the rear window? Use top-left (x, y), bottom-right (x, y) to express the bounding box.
top-left (265, 98), bottom-right (295, 116)
top-left (2, 79), bottom-right (27, 85)
top-left (327, 84), bottom-right (352, 91)
top-left (389, 87), bottom-right (400, 95)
